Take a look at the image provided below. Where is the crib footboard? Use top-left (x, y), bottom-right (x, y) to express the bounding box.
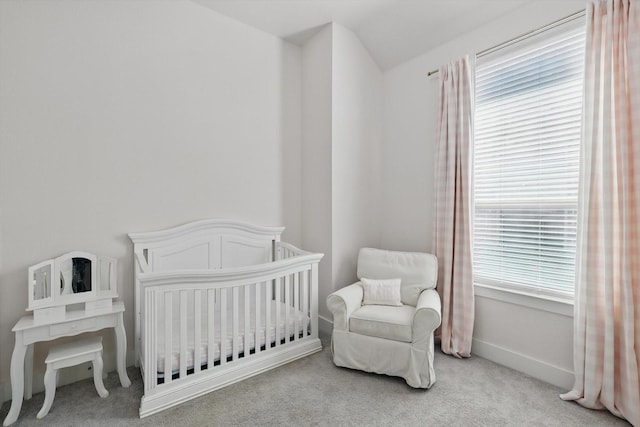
top-left (137, 248), bottom-right (322, 417)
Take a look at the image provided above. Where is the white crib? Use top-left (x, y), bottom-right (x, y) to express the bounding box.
top-left (129, 219), bottom-right (323, 417)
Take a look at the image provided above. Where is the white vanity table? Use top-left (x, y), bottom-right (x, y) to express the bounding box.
top-left (2, 252), bottom-right (132, 427)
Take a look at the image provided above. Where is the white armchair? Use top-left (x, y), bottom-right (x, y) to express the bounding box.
top-left (326, 248), bottom-right (441, 388)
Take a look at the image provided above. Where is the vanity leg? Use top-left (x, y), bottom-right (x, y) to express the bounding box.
top-left (24, 344), bottom-right (33, 400)
top-left (92, 357), bottom-right (109, 398)
top-left (36, 366), bottom-right (56, 419)
top-left (3, 333), bottom-right (26, 427)
top-left (115, 313), bottom-right (131, 387)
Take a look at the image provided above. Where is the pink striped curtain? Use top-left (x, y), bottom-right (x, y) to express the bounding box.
top-left (560, 1), bottom-right (640, 425)
top-left (432, 56), bottom-right (475, 358)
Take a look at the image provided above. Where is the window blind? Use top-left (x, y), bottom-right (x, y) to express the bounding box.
top-left (473, 22), bottom-right (585, 298)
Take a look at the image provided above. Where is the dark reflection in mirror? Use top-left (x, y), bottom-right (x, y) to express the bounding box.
top-left (60, 258), bottom-right (92, 294)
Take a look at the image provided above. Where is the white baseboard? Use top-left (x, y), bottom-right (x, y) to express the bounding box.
top-left (1, 349), bottom-right (135, 403)
top-left (318, 315), bottom-right (333, 336)
top-left (472, 338), bottom-right (574, 390)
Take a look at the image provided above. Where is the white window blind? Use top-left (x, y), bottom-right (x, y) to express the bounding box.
top-left (473, 21), bottom-right (585, 299)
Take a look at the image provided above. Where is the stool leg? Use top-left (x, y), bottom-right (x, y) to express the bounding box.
top-left (37, 366), bottom-right (56, 419)
top-left (92, 355), bottom-right (109, 398)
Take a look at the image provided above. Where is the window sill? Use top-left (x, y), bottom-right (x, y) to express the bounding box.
top-left (474, 283), bottom-right (574, 317)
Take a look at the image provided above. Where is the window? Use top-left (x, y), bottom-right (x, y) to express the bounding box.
top-left (473, 21), bottom-right (585, 300)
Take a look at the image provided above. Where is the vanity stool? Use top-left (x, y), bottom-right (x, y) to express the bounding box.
top-left (37, 336), bottom-right (109, 419)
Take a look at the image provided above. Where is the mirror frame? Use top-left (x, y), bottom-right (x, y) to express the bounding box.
top-left (27, 251), bottom-right (118, 312)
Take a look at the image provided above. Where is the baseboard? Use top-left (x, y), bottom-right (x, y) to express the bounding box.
top-left (1, 349), bottom-right (135, 403)
top-left (472, 338), bottom-right (574, 390)
top-left (318, 315), bottom-right (333, 336)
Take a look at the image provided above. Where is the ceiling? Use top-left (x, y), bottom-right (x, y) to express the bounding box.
top-left (191, 0), bottom-right (530, 70)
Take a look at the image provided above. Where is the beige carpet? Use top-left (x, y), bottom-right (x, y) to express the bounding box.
top-left (0, 335), bottom-right (629, 426)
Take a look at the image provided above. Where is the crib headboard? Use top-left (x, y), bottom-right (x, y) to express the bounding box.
top-left (129, 219), bottom-right (284, 273)
top-left (128, 219), bottom-right (285, 364)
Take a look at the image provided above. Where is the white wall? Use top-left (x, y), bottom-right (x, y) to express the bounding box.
top-left (381, 1), bottom-right (584, 388)
top-left (0, 0), bottom-right (302, 395)
top-left (301, 24), bottom-right (383, 323)
top-left (330, 23), bottom-right (383, 310)
top-left (301, 24), bottom-right (334, 320)
top-left (282, 44), bottom-right (303, 245)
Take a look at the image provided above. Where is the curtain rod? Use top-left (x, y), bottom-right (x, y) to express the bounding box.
top-left (426, 9), bottom-right (586, 77)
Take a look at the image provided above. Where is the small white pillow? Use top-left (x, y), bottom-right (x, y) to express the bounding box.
top-left (361, 278), bottom-right (402, 306)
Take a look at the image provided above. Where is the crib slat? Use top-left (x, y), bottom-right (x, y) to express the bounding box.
top-left (311, 263), bottom-right (319, 338)
top-left (145, 288), bottom-right (156, 391)
top-left (153, 290), bottom-right (159, 387)
top-left (207, 289), bottom-right (215, 369)
top-left (220, 288), bottom-right (227, 364)
top-left (164, 291), bottom-right (173, 384)
top-left (284, 275), bottom-right (290, 343)
top-left (143, 289), bottom-right (149, 389)
top-left (275, 277), bottom-right (281, 346)
top-left (194, 289), bottom-right (202, 374)
top-left (302, 269), bottom-right (309, 338)
top-left (294, 272), bottom-right (300, 341)
top-left (255, 282), bottom-right (261, 355)
top-left (152, 289), bottom-right (158, 389)
top-left (179, 291), bottom-right (188, 378)
top-left (244, 285), bottom-right (250, 358)
top-left (265, 280), bottom-right (271, 349)
top-left (232, 287), bottom-right (239, 361)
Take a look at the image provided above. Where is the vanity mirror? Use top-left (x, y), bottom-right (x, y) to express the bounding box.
top-left (55, 252), bottom-right (96, 303)
top-left (27, 251), bottom-right (118, 322)
top-left (27, 260), bottom-right (54, 309)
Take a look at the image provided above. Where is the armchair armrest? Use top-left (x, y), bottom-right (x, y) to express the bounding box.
top-left (412, 289), bottom-right (441, 345)
top-left (326, 283), bottom-right (364, 331)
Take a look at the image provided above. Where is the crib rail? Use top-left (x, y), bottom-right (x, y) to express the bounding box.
top-left (279, 242), bottom-right (308, 260)
top-left (138, 248), bottom-right (321, 396)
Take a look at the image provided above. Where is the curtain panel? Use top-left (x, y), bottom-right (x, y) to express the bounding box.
top-left (561, 1), bottom-right (640, 425)
top-left (432, 56), bottom-right (475, 358)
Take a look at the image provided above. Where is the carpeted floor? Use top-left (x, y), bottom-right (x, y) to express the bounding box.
top-left (0, 334), bottom-right (629, 426)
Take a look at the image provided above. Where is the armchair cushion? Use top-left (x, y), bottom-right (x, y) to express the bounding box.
top-left (357, 248), bottom-right (437, 306)
top-left (349, 305), bottom-right (415, 343)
